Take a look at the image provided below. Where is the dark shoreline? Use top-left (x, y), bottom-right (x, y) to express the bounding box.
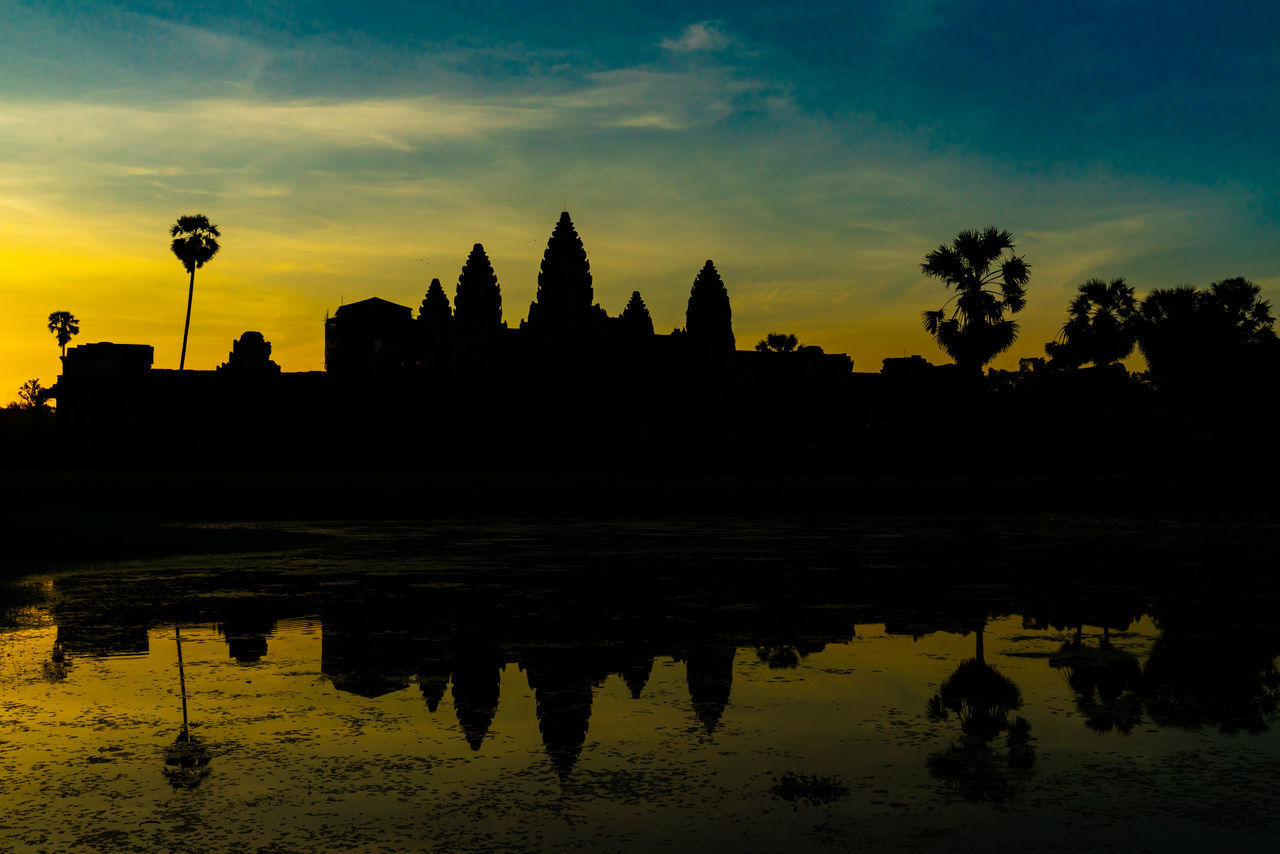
top-left (2, 467), bottom-right (1276, 576)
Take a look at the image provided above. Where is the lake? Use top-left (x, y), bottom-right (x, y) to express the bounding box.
top-left (2, 517), bottom-right (1278, 852)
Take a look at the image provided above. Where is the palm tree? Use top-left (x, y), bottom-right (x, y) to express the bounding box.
top-left (1206, 276), bottom-right (1277, 343)
top-left (755, 333), bottom-right (799, 353)
top-left (170, 214), bottom-right (221, 371)
top-left (46, 311), bottom-right (80, 358)
top-left (920, 227), bottom-right (1030, 376)
top-left (1044, 277), bottom-right (1138, 368)
top-left (1137, 278), bottom-right (1277, 387)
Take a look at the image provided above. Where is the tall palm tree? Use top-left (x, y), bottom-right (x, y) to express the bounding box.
top-left (920, 227), bottom-right (1030, 376)
top-left (170, 214), bottom-right (221, 371)
top-left (1044, 277), bottom-right (1138, 368)
top-left (46, 310), bottom-right (80, 358)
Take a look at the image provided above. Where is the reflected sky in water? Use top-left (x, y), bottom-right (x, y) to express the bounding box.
top-left (2, 519), bottom-right (1279, 851)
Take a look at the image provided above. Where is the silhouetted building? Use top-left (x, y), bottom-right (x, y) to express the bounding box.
top-left (880, 355), bottom-right (934, 376)
top-left (454, 244), bottom-right (504, 333)
top-left (218, 331), bottom-right (280, 374)
top-left (619, 291), bottom-right (655, 340)
top-left (48, 210), bottom-right (869, 468)
top-left (325, 297), bottom-right (415, 375)
top-left (526, 211), bottom-right (598, 336)
top-left (418, 278), bottom-right (453, 366)
top-left (685, 260), bottom-right (736, 354)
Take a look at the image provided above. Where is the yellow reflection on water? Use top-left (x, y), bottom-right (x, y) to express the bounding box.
top-left (1, 613), bottom-right (1277, 851)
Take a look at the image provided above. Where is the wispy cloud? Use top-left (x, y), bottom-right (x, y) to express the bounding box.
top-left (660, 22), bottom-right (732, 54)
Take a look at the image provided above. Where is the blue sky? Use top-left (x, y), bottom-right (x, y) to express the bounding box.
top-left (2, 0), bottom-right (1277, 389)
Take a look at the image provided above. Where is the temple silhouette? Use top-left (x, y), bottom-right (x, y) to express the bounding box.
top-left (49, 211), bottom-right (858, 467)
top-left (41, 210), bottom-right (1279, 472)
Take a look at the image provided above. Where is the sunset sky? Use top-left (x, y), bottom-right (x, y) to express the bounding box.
top-left (3, 1), bottom-right (1277, 398)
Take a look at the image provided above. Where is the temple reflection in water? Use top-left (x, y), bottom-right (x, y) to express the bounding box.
top-left (7, 519), bottom-right (1280, 851)
top-left (32, 521), bottom-right (1280, 788)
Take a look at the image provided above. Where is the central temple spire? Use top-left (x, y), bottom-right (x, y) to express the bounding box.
top-left (528, 211), bottom-right (594, 332)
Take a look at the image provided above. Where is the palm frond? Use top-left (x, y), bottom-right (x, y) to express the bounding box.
top-left (921, 246), bottom-right (967, 286)
top-left (1001, 280), bottom-right (1026, 314)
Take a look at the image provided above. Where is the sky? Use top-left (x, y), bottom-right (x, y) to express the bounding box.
top-left (2, 0), bottom-right (1278, 398)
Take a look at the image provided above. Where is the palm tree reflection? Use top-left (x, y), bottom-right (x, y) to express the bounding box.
top-left (1140, 623), bottom-right (1280, 735)
top-left (926, 622), bottom-right (1034, 803)
top-left (41, 639), bottom-right (69, 682)
top-left (163, 625), bottom-right (211, 788)
top-left (1050, 625), bottom-right (1143, 735)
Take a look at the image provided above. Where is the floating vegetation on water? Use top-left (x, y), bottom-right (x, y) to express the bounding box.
top-left (770, 772), bottom-right (850, 808)
top-left (163, 730), bottom-right (212, 789)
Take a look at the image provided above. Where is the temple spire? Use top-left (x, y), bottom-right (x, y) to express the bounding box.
top-left (528, 211), bottom-right (594, 332)
top-left (454, 244), bottom-right (503, 331)
top-left (685, 259), bottom-right (735, 351)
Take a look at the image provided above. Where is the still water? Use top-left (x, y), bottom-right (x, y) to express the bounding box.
top-left (2, 518), bottom-right (1279, 852)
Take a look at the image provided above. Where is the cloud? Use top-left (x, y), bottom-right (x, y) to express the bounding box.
top-left (660, 22), bottom-right (732, 54)
top-left (0, 63), bottom-right (777, 175)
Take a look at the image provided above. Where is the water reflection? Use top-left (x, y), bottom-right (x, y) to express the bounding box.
top-left (163, 625), bottom-right (212, 788)
top-left (22, 535), bottom-right (1280, 763)
top-left (4, 519), bottom-right (1280, 850)
top-left (1049, 627), bottom-right (1144, 735)
top-left (926, 622), bottom-right (1035, 803)
top-left (1142, 595), bottom-right (1280, 735)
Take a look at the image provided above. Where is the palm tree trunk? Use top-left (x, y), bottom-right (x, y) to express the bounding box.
top-left (179, 267), bottom-right (195, 370)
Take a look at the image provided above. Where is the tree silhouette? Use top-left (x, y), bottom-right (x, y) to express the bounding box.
top-left (1044, 277), bottom-right (1138, 368)
top-left (755, 333), bottom-right (799, 353)
top-left (454, 244), bottom-right (503, 331)
top-left (16, 379), bottom-right (47, 411)
top-left (920, 227), bottom-right (1029, 376)
top-left (170, 214), bottom-right (221, 371)
top-left (529, 211), bottom-right (593, 331)
top-left (619, 291), bottom-right (654, 337)
top-left (1138, 278), bottom-right (1277, 387)
top-left (46, 311), bottom-right (79, 358)
top-left (686, 260), bottom-right (735, 352)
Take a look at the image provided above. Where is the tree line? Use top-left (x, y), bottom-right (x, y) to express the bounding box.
top-left (913, 226), bottom-right (1276, 390)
